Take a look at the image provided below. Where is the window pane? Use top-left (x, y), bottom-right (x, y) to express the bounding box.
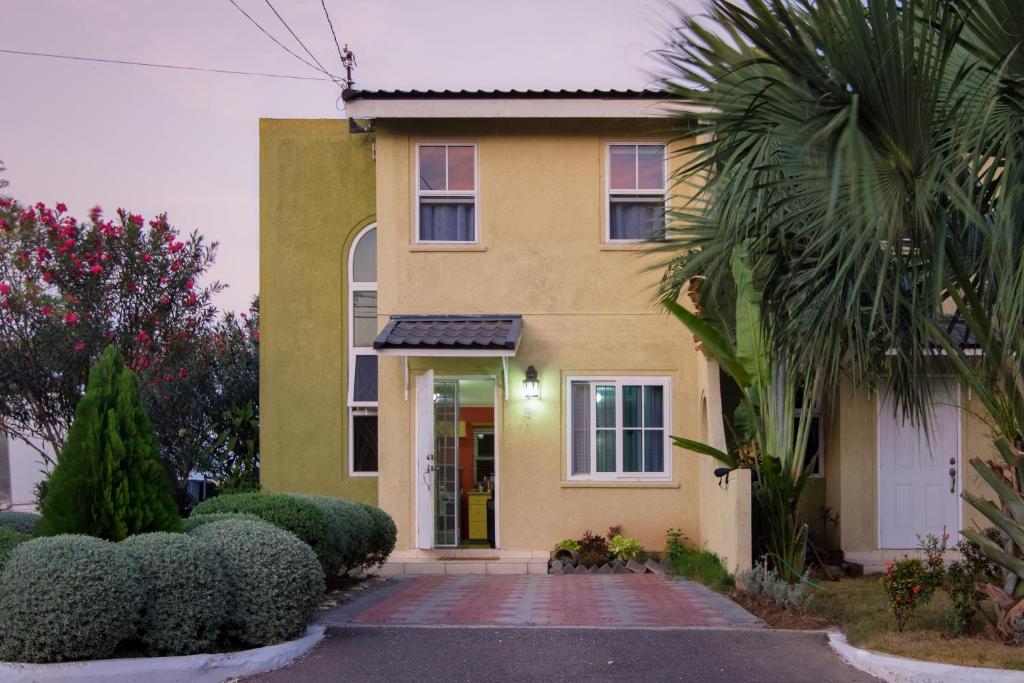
top-left (571, 382), bottom-right (591, 476)
top-left (419, 199), bottom-right (475, 241)
top-left (352, 291), bottom-right (378, 347)
top-left (609, 145), bottom-right (636, 189)
top-left (644, 385), bottom-right (664, 428)
top-left (623, 386), bottom-right (641, 428)
top-left (637, 145), bottom-right (665, 189)
top-left (624, 429), bottom-right (641, 472)
top-left (353, 354), bottom-right (378, 403)
top-left (644, 430), bottom-right (664, 472)
top-left (352, 228), bottom-right (376, 283)
top-left (609, 198), bottom-right (663, 240)
top-left (352, 413), bottom-right (378, 472)
top-left (801, 416), bottom-right (822, 474)
top-left (447, 146), bottom-right (475, 191)
top-left (595, 385), bottom-right (616, 428)
top-left (596, 430), bottom-right (615, 472)
top-left (419, 145), bottom-right (446, 190)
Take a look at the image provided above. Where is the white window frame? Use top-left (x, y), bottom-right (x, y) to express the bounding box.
top-left (348, 223), bottom-right (378, 476)
top-left (414, 142), bottom-right (480, 244)
top-left (565, 375), bottom-right (673, 481)
top-left (604, 142), bottom-right (668, 244)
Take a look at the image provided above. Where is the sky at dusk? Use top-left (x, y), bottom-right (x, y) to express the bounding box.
top-left (1, 0), bottom-right (699, 312)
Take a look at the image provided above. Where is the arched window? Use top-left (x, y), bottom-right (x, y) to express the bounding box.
top-left (349, 225), bottom-right (377, 475)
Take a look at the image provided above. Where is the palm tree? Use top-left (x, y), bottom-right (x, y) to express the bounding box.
top-left (655, 0), bottom-right (1024, 594)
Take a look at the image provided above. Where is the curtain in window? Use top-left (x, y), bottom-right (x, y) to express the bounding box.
top-left (571, 382), bottom-right (591, 476)
top-left (610, 201), bottom-right (663, 240)
top-left (644, 386), bottom-right (664, 472)
top-left (420, 201), bottom-right (475, 241)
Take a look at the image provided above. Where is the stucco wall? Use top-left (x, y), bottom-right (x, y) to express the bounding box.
top-left (828, 378), bottom-right (998, 552)
top-left (374, 119), bottom-right (706, 552)
top-left (259, 119), bottom-right (378, 503)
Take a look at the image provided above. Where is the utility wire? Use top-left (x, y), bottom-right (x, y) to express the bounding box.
top-left (0, 48), bottom-right (335, 81)
top-left (226, 0), bottom-right (340, 82)
top-left (262, 0), bottom-right (331, 78)
top-left (320, 0), bottom-right (346, 69)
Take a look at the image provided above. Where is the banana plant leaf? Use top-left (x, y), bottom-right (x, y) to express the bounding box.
top-left (962, 529), bottom-right (1024, 584)
top-left (663, 299), bottom-right (752, 387)
top-left (670, 435), bottom-right (738, 468)
top-left (963, 492), bottom-right (1024, 551)
top-left (971, 457), bottom-right (1024, 523)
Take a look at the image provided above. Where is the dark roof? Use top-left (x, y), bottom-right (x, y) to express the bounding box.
top-left (940, 317), bottom-right (978, 349)
top-left (342, 88), bottom-right (668, 102)
top-left (373, 315), bottom-right (522, 351)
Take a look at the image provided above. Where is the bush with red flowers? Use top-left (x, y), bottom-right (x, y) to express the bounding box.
top-left (880, 558), bottom-right (938, 631)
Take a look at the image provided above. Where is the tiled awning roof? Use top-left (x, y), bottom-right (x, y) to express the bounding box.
top-left (373, 315), bottom-right (522, 356)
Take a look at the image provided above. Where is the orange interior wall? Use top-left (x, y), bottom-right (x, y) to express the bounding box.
top-left (458, 406), bottom-right (494, 540)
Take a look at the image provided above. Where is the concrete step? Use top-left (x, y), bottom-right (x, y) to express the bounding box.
top-left (379, 558), bottom-right (549, 576)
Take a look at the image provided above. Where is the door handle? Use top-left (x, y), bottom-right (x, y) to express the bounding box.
top-left (949, 466), bottom-right (957, 494)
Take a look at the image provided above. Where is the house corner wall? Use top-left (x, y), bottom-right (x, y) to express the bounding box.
top-left (695, 355), bottom-right (752, 573)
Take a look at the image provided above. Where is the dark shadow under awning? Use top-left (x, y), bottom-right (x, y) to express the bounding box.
top-left (373, 314), bottom-right (522, 357)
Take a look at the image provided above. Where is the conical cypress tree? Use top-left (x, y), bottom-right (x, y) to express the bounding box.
top-left (39, 346), bottom-right (179, 539)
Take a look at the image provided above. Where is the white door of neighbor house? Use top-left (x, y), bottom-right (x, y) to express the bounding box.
top-left (878, 380), bottom-right (961, 549)
top-left (415, 370), bottom-right (435, 549)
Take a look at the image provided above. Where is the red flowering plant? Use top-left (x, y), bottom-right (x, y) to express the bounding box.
top-left (0, 198), bottom-right (222, 479)
top-left (880, 558), bottom-right (939, 632)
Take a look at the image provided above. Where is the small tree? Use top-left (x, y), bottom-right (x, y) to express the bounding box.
top-left (38, 346), bottom-right (179, 540)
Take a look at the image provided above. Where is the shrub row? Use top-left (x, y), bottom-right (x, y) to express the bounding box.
top-left (0, 528), bottom-right (30, 568)
top-left (0, 520), bottom-right (324, 662)
top-left (0, 511), bottom-right (41, 536)
top-left (192, 492), bottom-right (396, 575)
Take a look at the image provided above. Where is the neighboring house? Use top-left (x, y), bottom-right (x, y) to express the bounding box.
top-left (260, 88), bottom-right (989, 575)
top-left (0, 432), bottom-right (48, 512)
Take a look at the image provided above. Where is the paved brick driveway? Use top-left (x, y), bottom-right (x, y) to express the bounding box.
top-left (323, 574), bottom-right (762, 628)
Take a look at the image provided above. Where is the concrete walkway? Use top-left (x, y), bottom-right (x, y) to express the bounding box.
top-left (245, 576), bottom-right (878, 682)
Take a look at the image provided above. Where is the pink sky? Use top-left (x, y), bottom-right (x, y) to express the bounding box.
top-left (1, 0), bottom-right (695, 313)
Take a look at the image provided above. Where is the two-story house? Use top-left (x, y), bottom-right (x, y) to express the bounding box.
top-left (259, 89), bottom-right (752, 574)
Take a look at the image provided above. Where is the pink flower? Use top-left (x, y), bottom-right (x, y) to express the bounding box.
top-left (164, 374), bottom-right (173, 383)
top-left (56, 202), bottom-right (67, 213)
top-left (0, 219), bottom-right (8, 231)
top-left (64, 312), bottom-right (79, 324)
top-left (130, 213), bottom-right (143, 226)
top-left (41, 305), bottom-right (53, 316)
top-left (252, 330), bottom-right (260, 342)
top-left (185, 278), bottom-right (194, 289)
top-left (178, 367), bottom-right (187, 378)
top-left (141, 253), bottom-right (152, 263)
top-left (89, 264), bottom-right (102, 275)
top-left (0, 283), bottom-right (9, 296)
top-left (0, 198), bottom-right (11, 208)
top-left (135, 330), bottom-right (149, 343)
top-left (74, 341), bottom-right (85, 351)
top-left (160, 294), bottom-right (170, 305)
top-left (89, 206), bottom-right (102, 222)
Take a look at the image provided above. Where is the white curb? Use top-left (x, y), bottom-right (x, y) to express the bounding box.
top-left (0, 625), bottom-right (325, 683)
top-left (828, 631), bottom-right (1024, 683)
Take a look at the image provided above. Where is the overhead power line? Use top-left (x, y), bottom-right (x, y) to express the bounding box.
top-left (227, 0), bottom-right (340, 83)
top-left (320, 0), bottom-right (346, 69)
top-left (263, 0), bottom-right (332, 77)
top-left (0, 48), bottom-right (335, 81)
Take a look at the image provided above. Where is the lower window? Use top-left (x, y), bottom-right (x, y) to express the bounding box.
top-left (568, 377), bottom-right (671, 479)
top-left (350, 409), bottom-right (378, 475)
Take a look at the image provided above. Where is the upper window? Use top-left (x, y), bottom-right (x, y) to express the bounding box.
top-left (568, 376), bottom-right (671, 480)
top-left (416, 143), bottom-right (478, 243)
top-left (606, 143), bottom-right (666, 242)
top-left (349, 225), bottom-right (378, 475)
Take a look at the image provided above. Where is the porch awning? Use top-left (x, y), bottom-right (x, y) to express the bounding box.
top-left (373, 314), bottom-right (522, 357)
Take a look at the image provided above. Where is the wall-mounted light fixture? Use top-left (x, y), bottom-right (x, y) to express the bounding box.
top-left (523, 365), bottom-right (540, 400)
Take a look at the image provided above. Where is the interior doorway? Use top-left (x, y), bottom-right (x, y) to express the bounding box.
top-left (416, 373), bottom-right (497, 549)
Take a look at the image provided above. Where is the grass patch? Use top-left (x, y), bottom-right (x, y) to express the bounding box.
top-left (806, 576), bottom-right (1024, 671)
top-left (666, 545), bottom-right (734, 592)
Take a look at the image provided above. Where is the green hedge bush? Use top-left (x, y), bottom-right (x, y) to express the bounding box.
top-left (0, 535), bottom-right (144, 662)
top-left (121, 532), bottom-right (226, 656)
top-left (298, 495), bottom-right (373, 574)
top-left (191, 519), bottom-right (324, 647)
top-left (0, 511), bottom-right (41, 535)
top-left (179, 512), bottom-right (264, 533)
top-left (0, 528), bottom-right (29, 567)
top-left (360, 502), bottom-right (397, 569)
top-left (192, 492), bottom-right (327, 567)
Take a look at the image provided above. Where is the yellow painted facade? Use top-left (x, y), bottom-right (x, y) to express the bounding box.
top-left (259, 119), bottom-right (378, 503)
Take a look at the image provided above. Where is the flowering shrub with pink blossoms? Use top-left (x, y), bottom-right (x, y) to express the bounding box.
top-left (0, 197), bottom-right (226, 496)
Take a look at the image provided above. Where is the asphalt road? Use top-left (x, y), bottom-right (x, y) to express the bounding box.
top-left (247, 626), bottom-right (878, 682)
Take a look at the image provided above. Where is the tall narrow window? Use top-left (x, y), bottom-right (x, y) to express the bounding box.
top-left (349, 225), bottom-right (378, 475)
top-left (417, 143), bottom-right (478, 243)
top-left (607, 143), bottom-right (666, 242)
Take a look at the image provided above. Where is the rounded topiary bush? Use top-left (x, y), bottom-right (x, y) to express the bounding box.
top-left (0, 511), bottom-right (41, 536)
top-left (0, 527), bottom-right (29, 567)
top-left (298, 495), bottom-right (374, 575)
top-left (180, 512), bottom-right (264, 533)
top-left (120, 532), bottom-right (226, 656)
top-left (360, 502), bottom-right (397, 570)
top-left (192, 492), bottom-right (327, 566)
top-left (191, 519), bottom-right (324, 647)
top-left (0, 535), bottom-right (144, 662)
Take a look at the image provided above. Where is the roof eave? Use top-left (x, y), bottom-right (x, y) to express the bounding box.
top-left (344, 97), bottom-right (707, 120)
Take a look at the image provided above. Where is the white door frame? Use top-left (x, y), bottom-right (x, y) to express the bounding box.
top-left (413, 372), bottom-right (501, 550)
top-left (875, 381), bottom-right (962, 549)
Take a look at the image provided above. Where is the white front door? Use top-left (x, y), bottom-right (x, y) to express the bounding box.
top-left (877, 380), bottom-right (961, 549)
top-left (415, 370), bottom-right (435, 549)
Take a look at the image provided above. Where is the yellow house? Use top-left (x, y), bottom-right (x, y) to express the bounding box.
top-left (261, 89), bottom-right (991, 576)
top-left (260, 89), bottom-right (751, 574)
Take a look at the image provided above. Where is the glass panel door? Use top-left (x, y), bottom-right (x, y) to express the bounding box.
top-left (433, 380), bottom-right (459, 547)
